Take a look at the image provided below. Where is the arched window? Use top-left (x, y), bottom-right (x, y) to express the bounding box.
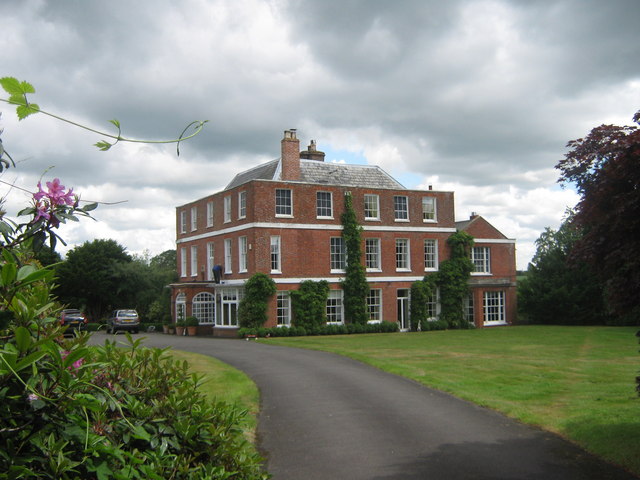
top-left (175, 293), bottom-right (186, 322)
top-left (192, 292), bottom-right (215, 324)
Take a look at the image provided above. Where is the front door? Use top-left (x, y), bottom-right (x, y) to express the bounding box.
top-left (397, 289), bottom-right (410, 331)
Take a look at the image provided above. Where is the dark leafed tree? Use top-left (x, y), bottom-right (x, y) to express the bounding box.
top-left (341, 192), bottom-right (369, 324)
top-left (556, 110), bottom-right (640, 323)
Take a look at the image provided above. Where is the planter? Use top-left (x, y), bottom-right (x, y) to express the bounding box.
top-left (187, 326), bottom-right (197, 336)
top-left (163, 325), bottom-right (170, 334)
top-left (175, 326), bottom-right (186, 336)
top-left (167, 328), bottom-right (175, 335)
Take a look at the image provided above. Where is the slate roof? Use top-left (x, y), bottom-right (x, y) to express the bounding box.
top-left (225, 158), bottom-right (405, 190)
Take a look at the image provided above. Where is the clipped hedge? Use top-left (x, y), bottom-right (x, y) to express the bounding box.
top-left (238, 321), bottom-right (399, 338)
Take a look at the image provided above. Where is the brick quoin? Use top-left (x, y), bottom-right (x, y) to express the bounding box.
top-left (172, 130), bottom-right (517, 336)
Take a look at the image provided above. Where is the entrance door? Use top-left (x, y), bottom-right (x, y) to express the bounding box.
top-left (397, 289), bottom-right (410, 331)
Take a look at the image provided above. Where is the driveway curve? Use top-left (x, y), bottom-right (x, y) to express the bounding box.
top-left (89, 332), bottom-right (635, 480)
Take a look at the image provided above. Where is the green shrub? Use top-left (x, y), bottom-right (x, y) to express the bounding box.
top-left (185, 316), bottom-right (199, 327)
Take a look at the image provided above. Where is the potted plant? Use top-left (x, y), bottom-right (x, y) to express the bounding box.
top-left (162, 317), bottom-right (171, 334)
top-left (185, 316), bottom-right (199, 336)
top-left (175, 319), bottom-right (186, 336)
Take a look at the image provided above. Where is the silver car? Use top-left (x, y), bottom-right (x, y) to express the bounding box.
top-left (106, 309), bottom-right (140, 334)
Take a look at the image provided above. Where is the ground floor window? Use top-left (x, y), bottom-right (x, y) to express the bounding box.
top-left (326, 290), bottom-right (344, 324)
top-left (216, 288), bottom-right (244, 327)
top-left (192, 292), bottom-right (215, 324)
top-left (175, 293), bottom-right (186, 322)
top-left (483, 291), bottom-right (506, 325)
top-left (463, 293), bottom-right (474, 325)
top-left (277, 291), bottom-right (291, 326)
top-left (366, 289), bottom-right (382, 322)
top-left (426, 289), bottom-right (439, 320)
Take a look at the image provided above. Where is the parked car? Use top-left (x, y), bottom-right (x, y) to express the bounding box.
top-left (59, 309), bottom-right (88, 336)
top-left (106, 309), bottom-right (140, 334)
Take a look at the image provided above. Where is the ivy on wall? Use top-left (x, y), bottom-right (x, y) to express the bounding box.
top-left (290, 280), bottom-right (330, 329)
top-left (341, 192), bottom-right (369, 324)
top-left (238, 272), bottom-right (276, 328)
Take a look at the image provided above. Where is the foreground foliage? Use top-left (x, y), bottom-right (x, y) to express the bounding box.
top-left (0, 330), bottom-right (269, 479)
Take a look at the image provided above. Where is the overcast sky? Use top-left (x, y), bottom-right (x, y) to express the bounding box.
top-left (1, 0), bottom-right (638, 269)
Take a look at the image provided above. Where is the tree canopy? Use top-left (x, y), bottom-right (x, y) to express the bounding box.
top-left (556, 110), bottom-right (640, 322)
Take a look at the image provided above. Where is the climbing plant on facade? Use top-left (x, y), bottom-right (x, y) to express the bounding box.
top-left (238, 272), bottom-right (277, 328)
top-left (290, 280), bottom-right (330, 330)
top-left (341, 192), bottom-right (369, 324)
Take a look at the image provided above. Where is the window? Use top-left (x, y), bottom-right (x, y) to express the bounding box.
top-left (238, 236), bottom-right (247, 272)
top-left (483, 291), bottom-right (505, 325)
top-left (316, 191), bottom-right (333, 218)
top-left (366, 289), bottom-right (382, 322)
top-left (175, 293), bottom-right (186, 322)
top-left (275, 189), bottom-right (292, 216)
top-left (270, 236), bottom-right (281, 273)
top-left (422, 197), bottom-right (436, 221)
top-left (224, 196), bottom-right (231, 223)
top-left (238, 191), bottom-right (247, 219)
top-left (190, 207), bottom-right (197, 231)
top-left (224, 239), bottom-right (232, 273)
top-left (395, 238), bottom-right (410, 270)
top-left (207, 242), bottom-right (215, 281)
top-left (277, 292), bottom-right (291, 326)
top-left (216, 288), bottom-right (243, 327)
top-left (206, 201), bottom-right (214, 227)
top-left (180, 211), bottom-right (187, 234)
top-left (180, 248), bottom-right (187, 277)
top-left (426, 290), bottom-right (439, 320)
top-left (365, 238), bottom-right (381, 271)
top-left (472, 247), bottom-right (491, 274)
top-left (424, 239), bottom-right (438, 271)
top-left (364, 194), bottom-right (380, 220)
top-left (330, 237), bottom-right (346, 271)
top-left (394, 195), bottom-right (409, 221)
top-left (326, 290), bottom-right (343, 324)
top-left (192, 292), bottom-right (215, 324)
top-left (190, 246), bottom-right (198, 277)
top-left (464, 293), bottom-right (474, 325)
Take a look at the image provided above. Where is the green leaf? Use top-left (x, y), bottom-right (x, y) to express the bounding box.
top-left (16, 264), bottom-right (37, 282)
top-left (109, 119), bottom-right (121, 129)
top-left (1, 261), bottom-right (17, 287)
top-left (15, 350), bottom-right (46, 372)
top-left (0, 77), bottom-right (22, 95)
top-left (94, 140), bottom-right (112, 151)
top-left (17, 102), bottom-right (40, 120)
top-left (82, 202), bottom-right (98, 212)
top-left (14, 326), bottom-right (31, 353)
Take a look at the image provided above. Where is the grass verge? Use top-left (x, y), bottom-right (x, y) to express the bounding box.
top-left (168, 350), bottom-right (260, 441)
top-left (263, 325), bottom-right (640, 476)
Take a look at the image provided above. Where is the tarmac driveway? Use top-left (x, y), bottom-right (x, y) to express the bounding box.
top-left (89, 332), bottom-right (636, 480)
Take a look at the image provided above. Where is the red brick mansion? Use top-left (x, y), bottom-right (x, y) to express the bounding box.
top-left (171, 129), bottom-right (517, 336)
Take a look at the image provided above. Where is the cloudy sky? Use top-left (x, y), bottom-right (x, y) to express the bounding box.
top-left (1, 0), bottom-right (638, 269)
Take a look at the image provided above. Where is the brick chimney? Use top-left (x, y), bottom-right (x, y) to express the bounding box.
top-left (281, 129), bottom-right (300, 181)
top-left (300, 140), bottom-right (325, 161)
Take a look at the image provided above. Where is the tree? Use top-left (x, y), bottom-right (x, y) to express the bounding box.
top-left (518, 211), bottom-right (609, 325)
top-left (238, 273), bottom-right (276, 328)
top-left (341, 192), bottom-right (369, 324)
top-left (556, 110), bottom-right (640, 323)
top-left (410, 277), bottom-right (434, 331)
top-left (53, 239), bottom-right (133, 321)
top-left (290, 280), bottom-right (330, 330)
top-left (436, 231), bottom-right (474, 329)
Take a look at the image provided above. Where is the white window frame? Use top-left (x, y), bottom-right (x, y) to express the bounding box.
top-left (394, 195), bottom-right (409, 221)
top-left (366, 289), bottom-right (382, 323)
top-left (276, 291), bottom-right (291, 326)
top-left (238, 236), bottom-right (248, 273)
top-left (330, 237), bottom-right (346, 272)
top-left (216, 287), bottom-right (243, 327)
top-left (175, 293), bottom-right (186, 322)
top-left (224, 196), bottom-right (232, 223)
top-left (180, 247), bottom-right (187, 277)
top-left (422, 197), bottom-right (437, 222)
top-left (206, 242), bottom-right (215, 281)
top-left (472, 247), bottom-right (491, 274)
top-left (238, 191), bottom-right (247, 219)
top-left (270, 236), bottom-right (281, 273)
top-left (364, 194), bottom-right (380, 221)
top-left (206, 201), bottom-right (214, 227)
top-left (483, 291), bottom-right (506, 325)
top-left (180, 211), bottom-right (187, 234)
top-left (424, 239), bottom-right (438, 271)
top-left (365, 238), bottom-right (381, 271)
top-left (190, 245), bottom-right (198, 277)
top-left (426, 289), bottom-right (439, 320)
top-left (224, 239), bottom-right (232, 273)
top-left (395, 238), bottom-right (410, 271)
top-left (316, 191), bottom-right (333, 218)
top-left (326, 290), bottom-right (344, 324)
top-left (464, 293), bottom-right (475, 325)
top-left (192, 292), bottom-right (215, 324)
top-left (275, 189), bottom-right (293, 217)
top-left (190, 206), bottom-right (197, 231)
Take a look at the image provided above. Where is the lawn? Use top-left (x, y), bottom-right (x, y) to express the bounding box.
top-left (262, 325), bottom-right (640, 476)
top-left (168, 350), bottom-right (260, 440)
